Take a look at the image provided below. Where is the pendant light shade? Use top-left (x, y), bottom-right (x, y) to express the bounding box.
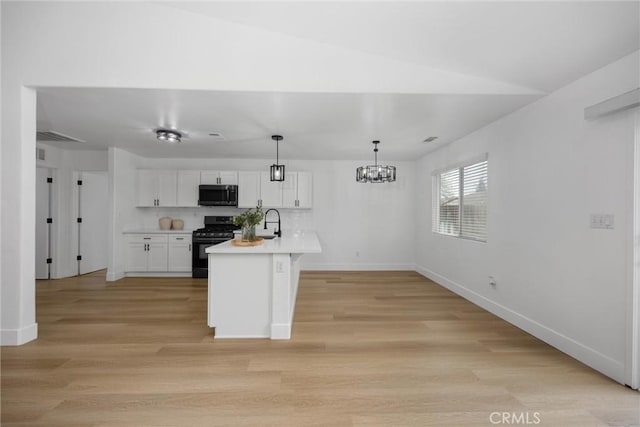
top-left (270, 135), bottom-right (285, 182)
top-left (356, 140), bottom-right (396, 183)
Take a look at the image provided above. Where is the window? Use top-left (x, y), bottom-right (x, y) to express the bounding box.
top-left (433, 156), bottom-right (488, 241)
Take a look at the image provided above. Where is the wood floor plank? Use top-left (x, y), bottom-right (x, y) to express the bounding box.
top-left (1, 270), bottom-right (638, 426)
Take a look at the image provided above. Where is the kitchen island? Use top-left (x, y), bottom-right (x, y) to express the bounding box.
top-left (205, 231), bottom-right (321, 339)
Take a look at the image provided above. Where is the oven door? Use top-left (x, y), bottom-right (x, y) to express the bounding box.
top-left (192, 238), bottom-right (229, 278)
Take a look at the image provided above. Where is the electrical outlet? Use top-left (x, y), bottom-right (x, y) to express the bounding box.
top-left (590, 214), bottom-right (614, 229)
top-left (489, 276), bottom-right (497, 286)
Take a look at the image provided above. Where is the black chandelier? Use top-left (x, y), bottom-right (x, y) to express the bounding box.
top-left (270, 135), bottom-right (285, 182)
top-left (356, 140), bottom-right (396, 183)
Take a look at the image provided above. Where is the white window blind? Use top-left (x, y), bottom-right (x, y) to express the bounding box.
top-left (433, 157), bottom-right (488, 241)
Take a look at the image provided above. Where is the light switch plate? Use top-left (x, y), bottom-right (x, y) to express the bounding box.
top-left (590, 213), bottom-right (614, 229)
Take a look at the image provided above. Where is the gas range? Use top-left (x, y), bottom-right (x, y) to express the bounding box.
top-left (193, 229), bottom-right (235, 239)
top-left (192, 215), bottom-right (237, 278)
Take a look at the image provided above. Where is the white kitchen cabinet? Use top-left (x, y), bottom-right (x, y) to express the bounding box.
top-left (282, 172), bottom-right (313, 209)
top-left (176, 170), bottom-right (200, 207)
top-left (200, 170), bottom-right (238, 185)
top-left (260, 172), bottom-right (282, 208)
top-left (147, 242), bottom-right (169, 271)
top-left (168, 234), bottom-right (192, 272)
top-left (238, 171), bottom-right (261, 208)
top-left (125, 242), bottom-right (148, 272)
top-left (125, 234), bottom-right (169, 272)
top-left (296, 172), bottom-right (313, 208)
top-left (137, 170), bottom-right (177, 207)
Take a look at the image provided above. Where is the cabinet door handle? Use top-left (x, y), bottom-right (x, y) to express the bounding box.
top-left (176, 237), bottom-right (184, 240)
top-left (189, 243), bottom-right (191, 251)
top-left (143, 237), bottom-right (151, 240)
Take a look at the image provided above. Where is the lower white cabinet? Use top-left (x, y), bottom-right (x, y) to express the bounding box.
top-left (125, 233), bottom-right (191, 274)
top-left (168, 235), bottom-right (192, 272)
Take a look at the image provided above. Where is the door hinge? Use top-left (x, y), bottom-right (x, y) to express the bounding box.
top-left (77, 180), bottom-right (83, 186)
top-left (47, 177), bottom-right (53, 183)
top-left (76, 255), bottom-right (82, 261)
top-left (77, 218), bottom-right (82, 223)
top-left (46, 258), bottom-right (52, 264)
top-left (46, 218), bottom-right (53, 223)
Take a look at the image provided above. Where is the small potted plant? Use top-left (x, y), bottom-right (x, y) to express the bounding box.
top-left (233, 206), bottom-right (264, 242)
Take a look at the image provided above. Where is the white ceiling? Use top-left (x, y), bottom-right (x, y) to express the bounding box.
top-left (35, 1), bottom-right (640, 160)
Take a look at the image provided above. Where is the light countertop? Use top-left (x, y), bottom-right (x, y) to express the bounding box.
top-left (123, 229), bottom-right (193, 234)
top-left (206, 230), bottom-right (321, 254)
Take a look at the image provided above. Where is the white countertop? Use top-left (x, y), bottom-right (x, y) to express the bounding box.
top-left (123, 229), bottom-right (193, 234)
top-left (206, 230), bottom-right (322, 254)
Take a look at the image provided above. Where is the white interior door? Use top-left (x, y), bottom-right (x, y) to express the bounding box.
top-left (35, 167), bottom-right (51, 279)
top-left (78, 171), bottom-right (109, 275)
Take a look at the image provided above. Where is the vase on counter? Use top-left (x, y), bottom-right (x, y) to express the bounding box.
top-left (241, 223), bottom-right (256, 242)
top-left (159, 217), bottom-right (172, 230)
top-left (171, 219), bottom-right (184, 230)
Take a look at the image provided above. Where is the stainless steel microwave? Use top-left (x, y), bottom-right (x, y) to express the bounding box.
top-left (198, 185), bottom-right (238, 206)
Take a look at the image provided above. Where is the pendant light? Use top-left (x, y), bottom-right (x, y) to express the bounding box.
top-left (270, 135), bottom-right (285, 182)
top-left (356, 140), bottom-right (396, 183)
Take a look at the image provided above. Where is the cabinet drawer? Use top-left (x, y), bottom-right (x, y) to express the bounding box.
top-left (126, 234), bottom-right (168, 243)
top-left (169, 235), bottom-right (192, 243)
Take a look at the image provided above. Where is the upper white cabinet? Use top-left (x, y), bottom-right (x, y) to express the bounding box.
top-left (137, 169), bottom-right (312, 209)
top-left (237, 171), bottom-right (261, 208)
top-left (176, 170), bottom-right (200, 207)
top-left (201, 171), bottom-right (238, 185)
top-left (137, 170), bottom-right (178, 207)
top-left (260, 172), bottom-right (283, 208)
top-left (238, 171), bottom-right (312, 209)
top-left (282, 172), bottom-right (313, 208)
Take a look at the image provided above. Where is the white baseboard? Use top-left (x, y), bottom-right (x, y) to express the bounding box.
top-left (302, 263), bottom-right (416, 271)
top-left (415, 265), bottom-right (626, 384)
top-left (124, 272), bottom-right (192, 278)
top-left (214, 334), bottom-right (269, 339)
top-left (271, 323), bottom-right (292, 340)
top-left (1, 323), bottom-right (38, 346)
top-left (106, 270), bottom-right (125, 281)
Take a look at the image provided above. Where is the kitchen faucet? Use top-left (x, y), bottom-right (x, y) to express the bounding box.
top-left (264, 209), bottom-right (282, 237)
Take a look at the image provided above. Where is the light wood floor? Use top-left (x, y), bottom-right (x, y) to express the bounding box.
top-left (1, 271), bottom-right (638, 426)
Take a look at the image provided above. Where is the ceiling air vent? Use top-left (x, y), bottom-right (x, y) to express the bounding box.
top-left (36, 130), bottom-right (85, 143)
top-left (208, 132), bottom-right (226, 141)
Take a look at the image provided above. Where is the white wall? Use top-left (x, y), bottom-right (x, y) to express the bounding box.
top-left (415, 51), bottom-right (639, 384)
top-left (36, 144), bottom-right (108, 278)
top-left (107, 155), bottom-right (416, 279)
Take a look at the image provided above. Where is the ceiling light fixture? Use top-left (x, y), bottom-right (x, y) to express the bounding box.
top-left (270, 135), bottom-right (285, 182)
top-left (156, 129), bottom-right (182, 143)
top-left (356, 140), bottom-right (396, 183)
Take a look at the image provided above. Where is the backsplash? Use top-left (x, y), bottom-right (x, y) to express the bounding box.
top-left (135, 207), bottom-right (313, 234)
